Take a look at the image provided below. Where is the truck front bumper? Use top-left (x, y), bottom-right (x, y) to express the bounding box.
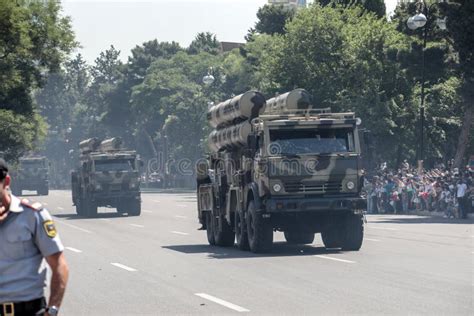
top-left (265, 195), bottom-right (366, 213)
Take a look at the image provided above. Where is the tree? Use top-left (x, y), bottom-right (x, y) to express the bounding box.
top-left (441, 0), bottom-right (474, 168)
top-left (254, 4), bottom-right (295, 35)
top-left (0, 0), bottom-right (76, 160)
top-left (317, 0), bottom-right (386, 18)
top-left (255, 5), bottom-right (416, 165)
top-left (187, 32), bottom-right (220, 55)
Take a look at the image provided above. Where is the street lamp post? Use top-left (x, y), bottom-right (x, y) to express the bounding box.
top-left (407, 0), bottom-right (446, 170)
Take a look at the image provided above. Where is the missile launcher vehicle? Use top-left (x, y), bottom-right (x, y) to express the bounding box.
top-left (10, 156), bottom-right (50, 196)
top-left (71, 137), bottom-right (142, 217)
top-left (197, 89), bottom-right (365, 253)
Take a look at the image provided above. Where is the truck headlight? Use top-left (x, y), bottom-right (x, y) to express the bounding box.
top-left (346, 181), bottom-right (355, 190)
top-left (273, 183), bottom-right (282, 192)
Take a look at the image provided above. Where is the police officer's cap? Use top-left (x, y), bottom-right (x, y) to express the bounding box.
top-left (0, 158), bottom-right (8, 180)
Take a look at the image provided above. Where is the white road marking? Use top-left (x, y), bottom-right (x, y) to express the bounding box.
top-left (130, 224), bottom-right (144, 228)
top-left (143, 210), bottom-right (153, 213)
top-left (66, 247), bottom-right (82, 253)
top-left (98, 218), bottom-right (110, 222)
top-left (365, 238), bottom-right (381, 242)
top-left (54, 219), bottom-right (92, 234)
top-left (370, 227), bottom-right (398, 231)
top-left (171, 231), bottom-right (189, 236)
top-left (315, 255), bottom-right (356, 264)
top-left (175, 215), bottom-right (187, 219)
top-left (111, 263), bottom-right (137, 272)
top-left (57, 207), bottom-right (64, 210)
top-left (177, 204), bottom-right (187, 207)
top-left (195, 293), bottom-right (249, 313)
top-left (43, 202), bottom-right (48, 206)
top-left (152, 200), bottom-right (160, 203)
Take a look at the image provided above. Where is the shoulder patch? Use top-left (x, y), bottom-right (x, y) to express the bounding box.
top-left (20, 200), bottom-right (43, 211)
top-left (43, 220), bottom-right (57, 238)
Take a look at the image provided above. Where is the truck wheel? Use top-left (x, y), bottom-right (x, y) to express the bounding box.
top-left (341, 214), bottom-right (364, 251)
top-left (284, 231), bottom-right (315, 245)
top-left (213, 211), bottom-right (235, 247)
top-left (128, 199), bottom-right (141, 216)
top-left (84, 199), bottom-right (98, 218)
top-left (235, 211), bottom-right (249, 250)
top-left (76, 198), bottom-right (86, 217)
top-left (205, 212), bottom-right (216, 246)
top-left (246, 201), bottom-right (273, 253)
top-left (321, 227), bottom-right (343, 249)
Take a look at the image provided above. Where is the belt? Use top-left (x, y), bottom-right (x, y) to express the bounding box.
top-left (0, 298), bottom-right (45, 316)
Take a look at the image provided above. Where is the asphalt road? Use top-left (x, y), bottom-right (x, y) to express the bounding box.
top-left (25, 190), bottom-right (474, 315)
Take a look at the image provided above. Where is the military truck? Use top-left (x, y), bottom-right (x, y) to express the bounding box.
top-left (71, 137), bottom-right (142, 217)
top-left (11, 157), bottom-right (49, 196)
top-left (197, 89), bottom-right (366, 253)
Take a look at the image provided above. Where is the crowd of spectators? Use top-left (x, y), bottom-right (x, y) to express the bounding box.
top-left (363, 160), bottom-right (473, 219)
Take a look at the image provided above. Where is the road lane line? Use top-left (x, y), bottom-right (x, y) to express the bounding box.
top-left (370, 227), bottom-right (398, 231)
top-left (43, 202), bottom-right (48, 206)
top-left (57, 207), bottom-right (64, 210)
top-left (54, 219), bottom-right (92, 234)
top-left (175, 215), bottom-right (187, 219)
top-left (152, 200), bottom-right (160, 203)
top-left (111, 263), bottom-right (137, 272)
top-left (315, 255), bottom-right (356, 264)
top-left (177, 204), bottom-right (187, 207)
top-left (195, 293), bottom-right (249, 313)
top-left (98, 218), bottom-right (110, 222)
top-left (65, 247), bottom-right (82, 253)
top-left (365, 238), bottom-right (381, 242)
top-left (143, 210), bottom-right (153, 213)
top-left (130, 224), bottom-right (144, 228)
top-left (171, 231), bottom-right (189, 236)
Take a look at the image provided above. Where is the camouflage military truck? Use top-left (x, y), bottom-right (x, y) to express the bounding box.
top-left (197, 89), bottom-right (366, 253)
top-left (71, 137), bottom-right (142, 217)
top-left (10, 157), bottom-right (49, 196)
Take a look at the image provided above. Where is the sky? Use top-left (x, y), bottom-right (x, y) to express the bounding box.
top-left (62, 0), bottom-right (399, 64)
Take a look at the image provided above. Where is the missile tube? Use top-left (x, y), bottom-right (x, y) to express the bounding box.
top-left (266, 88), bottom-right (312, 113)
top-left (207, 91), bottom-right (266, 128)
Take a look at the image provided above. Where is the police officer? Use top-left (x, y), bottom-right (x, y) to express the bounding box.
top-left (0, 159), bottom-right (69, 316)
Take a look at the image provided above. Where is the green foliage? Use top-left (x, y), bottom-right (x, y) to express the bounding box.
top-left (0, 0), bottom-right (75, 160)
top-left (254, 4), bottom-right (296, 35)
top-left (317, 0), bottom-right (386, 18)
top-left (187, 32), bottom-right (220, 55)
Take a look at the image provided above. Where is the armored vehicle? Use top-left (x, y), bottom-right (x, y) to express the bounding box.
top-left (71, 137), bottom-right (142, 217)
top-left (197, 89), bottom-right (366, 253)
top-left (11, 157), bottom-right (49, 196)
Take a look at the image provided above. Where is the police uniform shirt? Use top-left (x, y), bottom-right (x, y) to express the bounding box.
top-left (0, 195), bottom-right (64, 303)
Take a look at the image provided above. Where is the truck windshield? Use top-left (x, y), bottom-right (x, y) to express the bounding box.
top-left (269, 128), bottom-right (355, 155)
top-left (94, 159), bottom-right (135, 172)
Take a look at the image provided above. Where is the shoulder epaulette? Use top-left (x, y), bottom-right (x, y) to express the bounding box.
top-left (20, 199), bottom-right (43, 211)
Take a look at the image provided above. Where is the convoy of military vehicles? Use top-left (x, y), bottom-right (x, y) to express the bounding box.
top-left (196, 89), bottom-right (365, 253)
top-left (71, 137), bottom-right (142, 217)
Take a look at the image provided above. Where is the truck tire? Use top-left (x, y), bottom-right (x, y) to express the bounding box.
top-left (38, 187), bottom-right (49, 196)
top-left (128, 199), bottom-right (141, 217)
top-left (246, 201), bottom-right (273, 253)
top-left (284, 231), bottom-right (315, 245)
top-left (341, 214), bottom-right (364, 251)
top-left (213, 211), bottom-right (235, 247)
top-left (84, 199), bottom-right (98, 218)
top-left (321, 227), bottom-right (343, 249)
top-left (235, 211), bottom-right (249, 250)
top-left (205, 212), bottom-right (216, 246)
top-left (75, 198), bottom-right (86, 217)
